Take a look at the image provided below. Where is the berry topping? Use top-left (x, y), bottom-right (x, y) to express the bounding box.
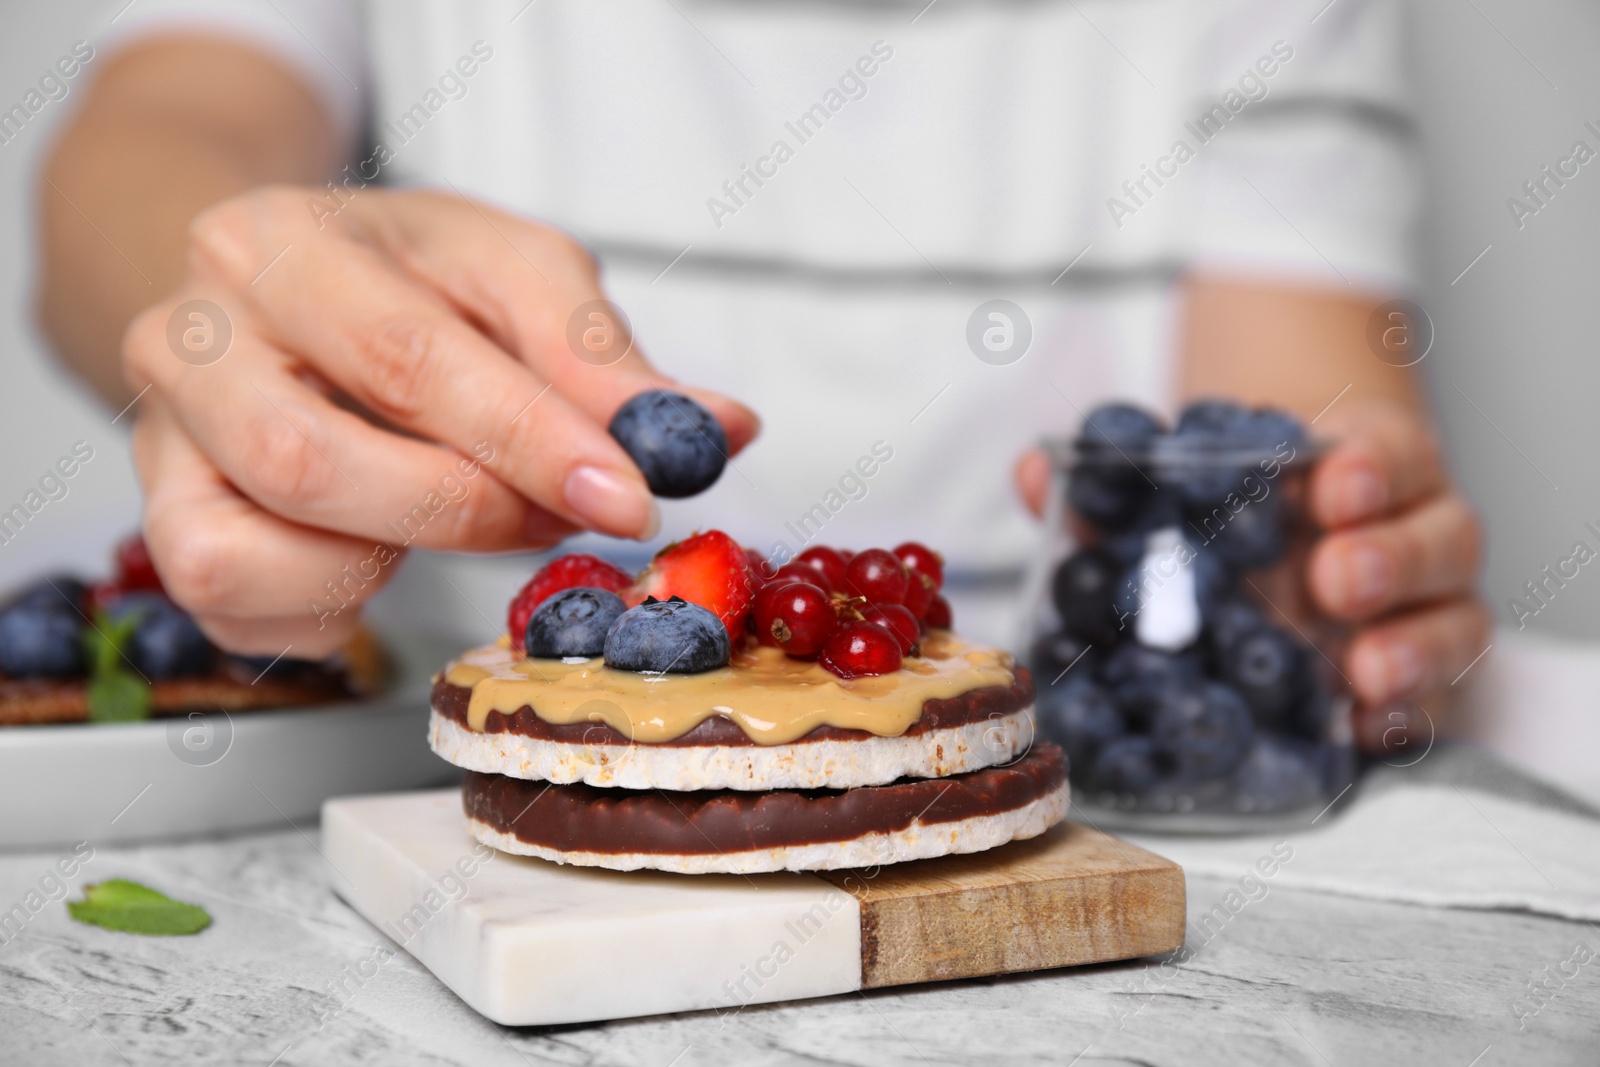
top-left (818, 619), bottom-right (903, 679)
top-left (793, 546), bottom-right (849, 591)
top-left (109, 593), bottom-right (215, 680)
top-left (0, 604), bottom-right (85, 678)
top-left (892, 541), bottom-right (944, 591)
top-left (743, 547), bottom-right (770, 584)
top-left (841, 548), bottom-right (909, 605)
top-left (604, 596), bottom-right (731, 673)
top-left (861, 603), bottom-right (919, 655)
top-left (114, 533), bottom-right (164, 593)
top-left (507, 554), bottom-right (632, 645)
top-left (752, 581), bottom-right (835, 657)
top-left (626, 530), bottom-right (753, 640)
top-left (923, 594), bottom-right (953, 630)
top-left (607, 390), bottom-right (728, 499)
top-left (525, 587), bottom-right (628, 659)
top-left (767, 561), bottom-right (833, 595)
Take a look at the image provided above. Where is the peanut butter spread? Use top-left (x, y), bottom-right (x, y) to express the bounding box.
top-left (441, 633), bottom-right (1016, 745)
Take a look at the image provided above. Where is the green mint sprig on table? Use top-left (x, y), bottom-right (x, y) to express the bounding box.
top-left (83, 609), bottom-right (151, 723)
top-left (67, 879), bottom-right (211, 936)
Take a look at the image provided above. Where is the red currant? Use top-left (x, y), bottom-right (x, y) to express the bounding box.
top-left (819, 620), bottom-right (903, 678)
top-left (861, 603), bottom-right (919, 654)
top-left (753, 581), bottom-right (835, 657)
top-left (842, 548), bottom-right (908, 605)
top-left (923, 594), bottom-right (953, 630)
top-left (900, 573), bottom-right (934, 619)
top-left (768, 561), bottom-right (832, 594)
top-left (893, 542), bottom-right (944, 591)
top-left (794, 546), bottom-right (849, 591)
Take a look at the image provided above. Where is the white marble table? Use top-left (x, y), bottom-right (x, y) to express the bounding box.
top-left (3, 774), bottom-right (1598, 1067)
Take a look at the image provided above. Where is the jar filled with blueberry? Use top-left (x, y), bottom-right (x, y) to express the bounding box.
top-left (1024, 399), bottom-right (1356, 830)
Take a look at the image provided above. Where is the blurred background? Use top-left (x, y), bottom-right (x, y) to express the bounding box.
top-left (2, 0), bottom-right (1597, 800)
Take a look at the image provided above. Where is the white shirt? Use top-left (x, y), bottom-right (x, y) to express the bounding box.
top-left (100, 0), bottom-right (1418, 595)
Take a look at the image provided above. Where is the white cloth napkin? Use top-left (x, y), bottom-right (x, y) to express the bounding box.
top-left (1124, 747), bottom-right (1600, 924)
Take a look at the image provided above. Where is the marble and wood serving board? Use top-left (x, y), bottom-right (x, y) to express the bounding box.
top-left (323, 789), bottom-right (1186, 1026)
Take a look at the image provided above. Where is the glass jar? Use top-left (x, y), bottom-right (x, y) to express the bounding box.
top-left (1022, 402), bottom-right (1357, 832)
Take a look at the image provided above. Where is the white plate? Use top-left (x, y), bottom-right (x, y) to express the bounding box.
top-left (0, 628), bottom-right (463, 851)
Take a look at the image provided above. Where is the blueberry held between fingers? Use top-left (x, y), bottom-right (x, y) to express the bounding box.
top-left (1150, 681), bottom-right (1254, 782)
top-left (110, 593), bottom-right (216, 680)
top-left (604, 596), bottom-right (731, 673)
top-left (525, 586), bottom-right (628, 658)
top-left (608, 390), bottom-right (728, 498)
top-left (0, 605), bottom-right (85, 678)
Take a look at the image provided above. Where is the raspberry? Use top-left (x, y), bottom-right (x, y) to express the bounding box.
top-left (793, 546), bottom-right (849, 591)
top-left (861, 603), bottom-right (919, 654)
top-left (752, 581), bottom-right (835, 657)
top-left (842, 548), bottom-right (909, 605)
top-left (819, 619), bottom-right (903, 679)
top-left (508, 553), bottom-right (633, 644)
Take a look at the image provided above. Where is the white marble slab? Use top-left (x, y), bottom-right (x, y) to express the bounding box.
top-left (321, 789), bottom-right (862, 1026)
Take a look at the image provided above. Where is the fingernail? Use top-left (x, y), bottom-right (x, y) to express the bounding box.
top-left (563, 465), bottom-right (659, 539)
top-left (1338, 467), bottom-right (1386, 520)
top-left (1340, 544), bottom-right (1393, 608)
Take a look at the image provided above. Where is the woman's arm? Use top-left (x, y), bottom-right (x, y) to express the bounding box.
top-left (35, 36), bottom-right (338, 407)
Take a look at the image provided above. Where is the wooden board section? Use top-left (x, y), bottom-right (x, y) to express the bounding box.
top-left (818, 821), bottom-right (1186, 988)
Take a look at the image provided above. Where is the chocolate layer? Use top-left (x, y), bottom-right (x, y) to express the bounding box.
top-left (433, 666), bottom-right (1033, 747)
top-left (463, 742), bottom-right (1065, 855)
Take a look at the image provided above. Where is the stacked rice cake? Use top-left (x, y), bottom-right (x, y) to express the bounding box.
top-left (428, 634), bottom-right (1066, 874)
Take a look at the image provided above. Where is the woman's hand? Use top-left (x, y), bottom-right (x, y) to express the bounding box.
top-left (123, 187), bottom-right (758, 657)
top-left (1305, 398), bottom-right (1489, 752)
top-left (1013, 396), bottom-right (1488, 755)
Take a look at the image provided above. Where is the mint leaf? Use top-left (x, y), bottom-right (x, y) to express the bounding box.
top-left (67, 879), bottom-right (211, 936)
top-left (88, 671), bottom-right (151, 723)
top-left (82, 610), bottom-right (150, 723)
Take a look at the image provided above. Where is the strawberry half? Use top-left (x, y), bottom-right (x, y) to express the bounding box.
top-left (507, 553), bottom-right (633, 644)
top-left (626, 530), bottom-right (754, 640)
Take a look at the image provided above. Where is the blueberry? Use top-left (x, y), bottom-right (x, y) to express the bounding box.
top-left (1050, 548), bottom-right (1123, 646)
top-left (1224, 626), bottom-right (1311, 728)
top-left (1175, 398), bottom-right (1254, 440)
top-left (1233, 736), bottom-right (1323, 813)
top-left (0, 605), bottom-right (85, 678)
top-left (1242, 407), bottom-right (1309, 453)
top-left (604, 596), bottom-right (731, 673)
top-left (608, 390), bottom-right (728, 499)
top-left (11, 575), bottom-right (90, 614)
top-left (1090, 735), bottom-right (1166, 795)
top-left (1162, 399), bottom-right (1257, 507)
top-left (1080, 403), bottom-right (1165, 449)
top-left (1204, 598), bottom-right (1268, 665)
top-left (109, 593), bottom-right (215, 680)
top-left (228, 653), bottom-right (327, 680)
top-left (1101, 641), bottom-right (1201, 728)
top-left (525, 586), bottom-right (627, 659)
top-left (1037, 677), bottom-right (1123, 774)
top-left (1150, 681), bottom-right (1254, 782)
top-left (1029, 630), bottom-right (1099, 685)
top-left (1186, 493), bottom-right (1289, 570)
